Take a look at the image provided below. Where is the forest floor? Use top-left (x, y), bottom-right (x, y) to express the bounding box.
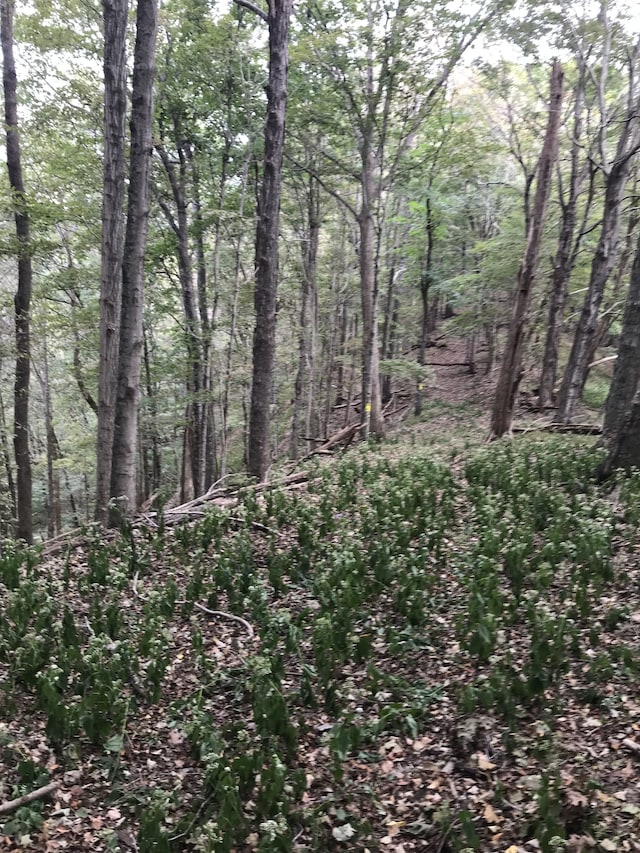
top-left (1, 335), bottom-right (638, 853)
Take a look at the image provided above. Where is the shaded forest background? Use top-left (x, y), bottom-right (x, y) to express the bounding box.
top-left (2, 0), bottom-right (640, 541)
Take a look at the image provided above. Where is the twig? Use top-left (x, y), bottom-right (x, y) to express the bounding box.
top-left (193, 602), bottom-right (255, 639)
top-left (588, 354), bottom-right (617, 369)
top-left (0, 781), bottom-right (59, 816)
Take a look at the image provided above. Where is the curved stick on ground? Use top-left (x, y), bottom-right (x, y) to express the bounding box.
top-left (0, 781), bottom-right (59, 816)
top-left (193, 602), bottom-right (255, 639)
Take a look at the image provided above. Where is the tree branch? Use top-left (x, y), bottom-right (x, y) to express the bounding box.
top-left (0, 782), bottom-right (59, 816)
top-left (233, 0), bottom-right (268, 23)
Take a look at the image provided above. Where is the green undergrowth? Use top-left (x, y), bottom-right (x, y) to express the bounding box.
top-left (1, 435), bottom-right (639, 852)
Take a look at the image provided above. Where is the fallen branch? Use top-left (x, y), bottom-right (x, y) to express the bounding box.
top-left (291, 422), bottom-right (362, 468)
top-left (0, 781), bottom-right (59, 816)
top-left (512, 422), bottom-right (602, 436)
top-left (193, 602), bottom-right (255, 639)
top-left (131, 571), bottom-right (255, 640)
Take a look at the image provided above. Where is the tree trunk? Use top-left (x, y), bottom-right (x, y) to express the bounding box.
top-left (2, 0), bottom-right (33, 543)
top-left (40, 336), bottom-right (62, 538)
top-left (0, 386), bottom-right (16, 532)
top-left (95, 0), bottom-right (128, 524)
top-left (359, 144), bottom-right (385, 439)
top-left (490, 60), bottom-right (564, 438)
top-left (156, 140), bottom-right (206, 498)
top-left (248, 0), bottom-right (293, 480)
top-left (416, 190), bottom-right (435, 416)
top-left (600, 232), bottom-right (640, 455)
top-left (557, 43), bottom-right (640, 424)
top-left (110, 0), bottom-right (158, 520)
top-left (539, 67), bottom-right (590, 410)
top-left (290, 174), bottom-right (320, 460)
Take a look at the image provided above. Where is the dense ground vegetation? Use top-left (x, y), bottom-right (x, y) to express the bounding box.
top-left (1, 405), bottom-right (639, 852)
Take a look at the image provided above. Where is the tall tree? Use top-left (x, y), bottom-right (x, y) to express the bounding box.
top-left (490, 60), bottom-right (563, 438)
top-left (95, 0), bottom-right (128, 523)
top-left (538, 60), bottom-right (594, 410)
top-left (238, 0), bottom-right (294, 481)
top-left (556, 19), bottom-right (640, 423)
top-left (110, 0), bottom-right (158, 517)
top-left (596, 232), bottom-right (640, 479)
top-left (2, 0), bottom-right (33, 543)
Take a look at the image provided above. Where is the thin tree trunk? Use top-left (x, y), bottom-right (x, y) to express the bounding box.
top-left (219, 153), bottom-right (251, 477)
top-left (490, 60), bottom-right (564, 438)
top-left (110, 0), bottom-right (158, 520)
top-left (41, 336), bottom-right (61, 537)
top-left (291, 174), bottom-right (320, 459)
top-left (95, 0), bottom-right (128, 524)
top-left (2, 0), bottom-right (33, 543)
top-left (248, 0), bottom-right (293, 480)
top-left (0, 385), bottom-right (16, 528)
top-left (359, 144), bottom-right (385, 439)
top-left (539, 67), bottom-right (590, 410)
top-left (416, 190), bottom-right (435, 416)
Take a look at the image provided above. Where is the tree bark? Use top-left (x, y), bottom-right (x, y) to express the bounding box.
top-left (95, 0), bottom-right (128, 523)
top-left (0, 385), bottom-right (16, 533)
top-left (600, 232), bottom-right (640, 461)
top-left (248, 0), bottom-right (293, 480)
top-left (110, 0), bottom-right (158, 520)
top-left (2, 0), bottom-right (33, 543)
top-left (490, 60), bottom-right (564, 438)
top-left (539, 66), bottom-right (591, 410)
top-left (290, 173), bottom-right (320, 460)
top-left (557, 35), bottom-right (640, 424)
top-left (359, 143), bottom-right (385, 439)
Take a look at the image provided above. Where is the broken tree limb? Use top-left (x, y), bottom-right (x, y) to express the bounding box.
top-left (291, 422), bottom-right (363, 468)
top-left (512, 422), bottom-right (602, 435)
top-left (0, 781), bottom-right (59, 816)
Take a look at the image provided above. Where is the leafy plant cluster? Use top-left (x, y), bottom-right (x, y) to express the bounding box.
top-left (1, 437), bottom-right (638, 851)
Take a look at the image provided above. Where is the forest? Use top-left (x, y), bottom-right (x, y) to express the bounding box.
top-left (1, 0), bottom-right (640, 851)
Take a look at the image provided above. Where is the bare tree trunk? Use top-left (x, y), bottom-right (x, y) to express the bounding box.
top-left (490, 60), bottom-right (564, 438)
top-left (2, 0), bottom-right (33, 543)
top-left (109, 0), bottom-right (158, 521)
top-left (601, 232), bottom-right (640, 448)
top-left (156, 140), bottom-right (205, 497)
top-left (0, 385), bottom-right (16, 528)
top-left (290, 174), bottom-right (320, 459)
top-left (142, 324), bottom-right (161, 494)
top-left (219, 154), bottom-right (251, 476)
top-left (539, 67), bottom-right (591, 410)
top-left (248, 0), bottom-right (293, 480)
top-left (41, 336), bottom-right (61, 537)
top-left (557, 33), bottom-right (640, 424)
top-left (95, 0), bottom-right (127, 524)
top-left (359, 144), bottom-right (385, 439)
top-left (585, 204), bottom-right (640, 375)
top-left (416, 190), bottom-right (435, 416)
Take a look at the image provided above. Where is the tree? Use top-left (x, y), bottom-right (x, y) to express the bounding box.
top-left (538, 58), bottom-right (595, 410)
top-left (95, 0), bottom-right (127, 523)
top-left (490, 60), bottom-right (563, 438)
top-left (2, 0), bottom-right (33, 543)
top-left (110, 0), bottom-right (159, 518)
top-left (596, 231), bottom-right (640, 479)
top-left (238, 0), bottom-right (294, 481)
top-left (556, 17), bottom-right (640, 423)
top-left (95, 0), bottom-right (158, 523)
